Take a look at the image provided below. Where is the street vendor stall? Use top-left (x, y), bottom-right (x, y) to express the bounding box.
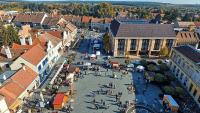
top-left (53, 93), bottom-right (69, 110)
top-left (136, 65), bottom-right (145, 72)
top-left (90, 54), bottom-right (96, 60)
top-left (163, 95), bottom-right (179, 113)
top-left (68, 65), bottom-right (80, 74)
top-left (109, 61), bottom-right (119, 68)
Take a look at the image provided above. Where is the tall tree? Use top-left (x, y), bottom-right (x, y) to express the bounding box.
top-left (102, 33), bottom-right (111, 53)
top-left (0, 25), bottom-right (19, 46)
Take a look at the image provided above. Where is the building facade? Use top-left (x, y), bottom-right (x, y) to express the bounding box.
top-left (110, 19), bottom-right (176, 58)
top-left (175, 31), bottom-right (200, 49)
top-left (169, 45), bottom-right (200, 107)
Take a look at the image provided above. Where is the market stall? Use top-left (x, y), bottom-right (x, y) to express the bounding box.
top-left (53, 93), bottom-right (69, 110)
top-left (163, 95), bottom-right (179, 113)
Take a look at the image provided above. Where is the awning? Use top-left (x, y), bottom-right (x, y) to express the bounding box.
top-left (127, 64), bottom-right (134, 68)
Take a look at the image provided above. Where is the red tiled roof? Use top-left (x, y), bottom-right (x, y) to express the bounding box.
top-left (13, 13), bottom-right (46, 23)
top-left (0, 66), bottom-right (38, 107)
top-left (0, 47), bottom-right (25, 62)
top-left (82, 16), bottom-right (91, 23)
top-left (91, 18), bottom-right (104, 23)
top-left (194, 22), bottom-right (200, 27)
top-left (42, 17), bottom-right (60, 26)
top-left (11, 66), bottom-right (38, 89)
top-left (53, 93), bottom-right (64, 105)
top-left (46, 30), bottom-right (63, 39)
top-left (21, 44), bottom-right (46, 66)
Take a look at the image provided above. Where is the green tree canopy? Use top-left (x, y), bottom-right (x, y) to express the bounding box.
top-left (160, 46), bottom-right (169, 57)
top-left (0, 25), bottom-right (19, 47)
top-left (154, 73), bottom-right (167, 84)
top-left (163, 86), bottom-right (175, 95)
top-left (175, 86), bottom-right (184, 96)
top-left (102, 33), bottom-right (111, 53)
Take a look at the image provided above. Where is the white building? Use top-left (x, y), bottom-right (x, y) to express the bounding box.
top-left (170, 45), bottom-right (200, 107)
top-left (0, 66), bottom-right (38, 112)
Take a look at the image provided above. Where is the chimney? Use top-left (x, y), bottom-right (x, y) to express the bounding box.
top-left (21, 63), bottom-right (26, 70)
top-left (28, 37), bottom-right (33, 45)
top-left (20, 38), bottom-right (26, 45)
top-left (5, 46), bottom-right (12, 58)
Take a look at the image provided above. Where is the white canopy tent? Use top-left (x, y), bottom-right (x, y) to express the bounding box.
top-left (90, 54), bottom-right (96, 58)
top-left (96, 51), bottom-right (101, 56)
top-left (136, 65), bottom-right (145, 71)
top-left (127, 64), bottom-right (134, 68)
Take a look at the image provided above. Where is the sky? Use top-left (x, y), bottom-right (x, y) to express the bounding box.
top-left (23, 0), bottom-right (200, 4)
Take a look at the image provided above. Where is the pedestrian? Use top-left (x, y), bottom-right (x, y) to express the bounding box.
top-left (107, 68), bottom-right (108, 72)
top-left (115, 94), bottom-right (118, 102)
top-left (93, 98), bottom-right (96, 103)
top-left (121, 74), bottom-right (123, 79)
top-left (103, 101), bottom-right (105, 106)
top-left (101, 99), bottom-right (103, 104)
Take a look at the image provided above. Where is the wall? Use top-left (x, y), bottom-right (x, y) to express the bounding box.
top-left (169, 48), bottom-right (200, 107)
top-left (0, 97), bottom-right (10, 113)
top-left (10, 57), bottom-right (37, 73)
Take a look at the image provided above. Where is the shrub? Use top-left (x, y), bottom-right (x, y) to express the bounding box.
top-left (163, 86), bottom-right (175, 95)
top-left (140, 59), bottom-right (147, 66)
top-left (167, 75), bottom-right (176, 81)
top-left (147, 64), bottom-right (157, 72)
top-left (175, 87), bottom-right (184, 96)
top-left (157, 60), bottom-right (163, 64)
top-left (154, 73), bottom-right (167, 84)
top-left (159, 63), bottom-right (169, 72)
top-left (0, 67), bottom-right (3, 74)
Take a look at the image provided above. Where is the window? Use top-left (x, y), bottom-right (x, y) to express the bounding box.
top-left (180, 73), bottom-right (183, 80)
top-left (118, 39), bottom-right (125, 51)
top-left (182, 62), bottom-right (185, 69)
top-left (189, 84), bottom-right (193, 92)
top-left (130, 39), bottom-right (136, 50)
top-left (166, 39), bottom-right (173, 49)
top-left (38, 65), bottom-right (42, 71)
top-left (154, 39), bottom-right (161, 50)
top-left (193, 89), bottom-right (197, 97)
top-left (198, 96), bottom-right (200, 103)
top-left (173, 65), bottom-right (176, 73)
top-left (176, 69), bottom-right (180, 77)
top-left (178, 58), bottom-right (181, 64)
top-left (141, 39), bottom-right (149, 50)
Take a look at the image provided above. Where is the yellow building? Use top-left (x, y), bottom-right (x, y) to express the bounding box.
top-left (170, 45), bottom-right (200, 107)
top-left (110, 19), bottom-right (176, 58)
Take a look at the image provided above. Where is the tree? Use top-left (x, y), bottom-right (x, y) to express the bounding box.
top-left (0, 67), bottom-right (3, 74)
top-left (102, 33), bottom-right (111, 53)
top-left (0, 25), bottom-right (19, 46)
top-left (140, 59), bottom-right (147, 66)
top-left (163, 86), bottom-right (175, 95)
top-left (147, 64), bottom-right (157, 72)
top-left (157, 60), bottom-right (163, 64)
top-left (175, 87), bottom-right (184, 96)
top-left (154, 73), bottom-right (167, 84)
top-left (159, 63), bottom-right (169, 72)
top-left (160, 46), bottom-right (169, 57)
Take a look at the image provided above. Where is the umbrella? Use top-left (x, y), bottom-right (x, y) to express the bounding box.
top-left (90, 54), bottom-right (96, 58)
top-left (127, 64), bottom-right (134, 68)
top-left (136, 65), bottom-right (144, 70)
